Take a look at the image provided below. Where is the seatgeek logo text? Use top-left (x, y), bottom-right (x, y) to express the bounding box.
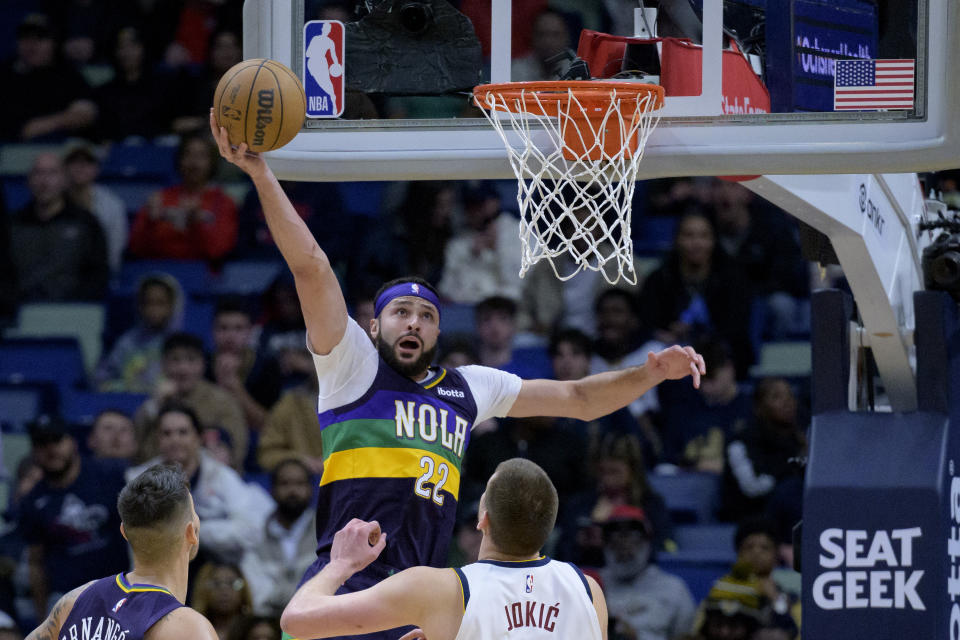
top-left (813, 526), bottom-right (924, 611)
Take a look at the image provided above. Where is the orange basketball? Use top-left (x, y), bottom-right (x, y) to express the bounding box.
top-left (213, 58), bottom-right (306, 152)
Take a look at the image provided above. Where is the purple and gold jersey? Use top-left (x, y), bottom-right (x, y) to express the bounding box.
top-left (58, 574), bottom-right (181, 640)
top-left (316, 360), bottom-right (478, 571)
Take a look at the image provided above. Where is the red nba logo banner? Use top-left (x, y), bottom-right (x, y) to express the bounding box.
top-left (303, 20), bottom-right (345, 117)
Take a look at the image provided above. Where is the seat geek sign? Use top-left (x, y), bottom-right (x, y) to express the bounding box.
top-left (813, 527), bottom-right (924, 610)
top-left (802, 412), bottom-right (955, 638)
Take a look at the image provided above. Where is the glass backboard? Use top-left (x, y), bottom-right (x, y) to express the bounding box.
top-left (242, 0), bottom-right (960, 181)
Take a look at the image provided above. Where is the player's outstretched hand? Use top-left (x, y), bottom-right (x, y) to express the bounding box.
top-left (208, 109), bottom-right (268, 177)
top-left (646, 345), bottom-right (706, 389)
top-left (330, 518), bottom-right (388, 574)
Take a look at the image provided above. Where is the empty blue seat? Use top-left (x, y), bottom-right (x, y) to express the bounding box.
top-left (338, 181), bottom-right (387, 217)
top-left (212, 260), bottom-right (284, 296)
top-left (113, 260), bottom-right (212, 297)
top-left (658, 557), bottom-right (730, 604)
top-left (671, 524), bottom-right (738, 564)
top-left (100, 143), bottom-right (176, 181)
top-left (1, 177), bottom-right (30, 211)
top-left (61, 390), bottom-right (148, 426)
top-left (0, 337), bottom-right (86, 395)
top-left (0, 381), bottom-right (58, 433)
top-left (648, 471), bottom-right (721, 524)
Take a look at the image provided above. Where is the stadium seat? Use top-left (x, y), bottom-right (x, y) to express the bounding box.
top-left (6, 302), bottom-right (106, 374)
top-left (648, 471), bottom-right (721, 524)
top-left (438, 303), bottom-right (476, 335)
top-left (671, 524), bottom-right (738, 564)
top-left (61, 390), bottom-right (148, 427)
top-left (212, 260), bottom-right (285, 296)
top-left (113, 260), bottom-right (212, 297)
top-left (658, 557), bottom-right (730, 604)
top-left (338, 181), bottom-right (387, 217)
top-left (0, 337), bottom-right (87, 395)
top-left (0, 381), bottom-right (58, 433)
top-left (1, 177), bottom-right (30, 211)
top-left (99, 143), bottom-right (176, 181)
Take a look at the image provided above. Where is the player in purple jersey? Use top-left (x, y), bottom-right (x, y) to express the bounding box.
top-left (211, 112), bottom-right (705, 639)
top-left (25, 465), bottom-right (217, 640)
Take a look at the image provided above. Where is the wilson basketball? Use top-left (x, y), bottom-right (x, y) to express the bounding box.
top-left (213, 58), bottom-right (306, 152)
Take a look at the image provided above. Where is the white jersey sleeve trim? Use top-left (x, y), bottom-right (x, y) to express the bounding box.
top-left (458, 365), bottom-right (522, 426)
top-left (307, 318), bottom-right (379, 412)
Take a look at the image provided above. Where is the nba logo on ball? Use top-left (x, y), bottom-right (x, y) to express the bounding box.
top-left (303, 20), bottom-right (345, 118)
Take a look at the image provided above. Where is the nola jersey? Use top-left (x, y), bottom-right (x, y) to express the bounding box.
top-left (310, 319), bottom-right (522, 571)
top-left (453, 557), bottom-right (602, 640)
top-left (58, 574), bottom-right (182, 640)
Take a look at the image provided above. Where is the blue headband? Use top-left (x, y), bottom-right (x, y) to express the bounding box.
top-left (374, 282), bottom-right (442, 320)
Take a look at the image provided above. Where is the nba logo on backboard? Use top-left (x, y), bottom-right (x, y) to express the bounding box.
top-left (303, 20), bottom-right (345, 118)
top-left (525, 575), bottom-right (534, 593)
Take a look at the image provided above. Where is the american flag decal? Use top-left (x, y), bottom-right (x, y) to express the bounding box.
top-left (834, 59), bottom-right (915, 111)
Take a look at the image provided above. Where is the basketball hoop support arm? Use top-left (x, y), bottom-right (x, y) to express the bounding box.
top-left (743, 173), bottom-right (928, 411)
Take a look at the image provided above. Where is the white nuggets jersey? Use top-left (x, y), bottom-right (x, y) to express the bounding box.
top-left (453, 557), bottom-right (602, 640)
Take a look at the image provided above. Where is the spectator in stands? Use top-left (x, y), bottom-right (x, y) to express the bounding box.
top-left (63, 143), bottom-right (127, 273)
top-left (727, 518), bottom-right (800, 637)
top-left (439, 336), bottom-right (479, 369)
top-left (461, 414), bottom-right (589, 513)
top-left (209, 297), bottom-right (279, 433)
top-left (590, 289), bottom-right (664, 457)
top-left (127, 404), bottom-right (271, 564)
top-left (720, 378), bottom-right (806, 523)
top-left (600, 505), bottom-right (696, 640)
top-left (256, 275), bottom-right (314, 393)
top-left (241, 459), bottom-right (317, 617)
top-left (517, 203), bottom-right (639, 337)
top-left (438, 183), bottom-right (523, 304)
top-left (639, 211), bottom-right (756, 378)
top-left (0, 199), bottom-right (16, 325)
top-left (256, 373), bottom-right (323, 474)
top-left (693, 577), bottom-right (768, 640)
top-left (391, 181), bottom-right (456, 286)
top-left (550, 328), bottom-right (654, 462)
top-left (19, 415), bottom-right (128, 616)
top-left (659, 339), bottom-right (753, 472)
top-left (46, 0), bottom-right (128, 66)
top-left (94, 25), bottom-right (178, 141)
top-left (226, 616), bottom-right (282, 640)
top-left (171, 28), bottom-right (244, 135)
top-left (96, 274), bottom-right (183, 393)
top-left (0, 14), bottom-right (97, 141)
top-left (558, 434), bottom-right (673, 560)
top-left (236, 180), bottom-right (346, 263)
top-left (712, 180), bottom-right (810, 340)
top-left (474, 296), bottom-right (553, 379)
top-left (86, 409), bottom-right (136, 462)
top-left (511, 8), bottom-right (575, 81)
top-left (190, 561), bottom-right (253, 640)
top-left (128, 132), bottom-right (238, 265)
top-left (134, 333), bottom-right (248, 468)
top-left (9, 152), bottom-right (109, 302)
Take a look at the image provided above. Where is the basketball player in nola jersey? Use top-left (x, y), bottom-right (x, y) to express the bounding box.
top-left (282, 458), bottom-right (607, 640)
top-left (26, 465), bottom-right (217, 640)
top-left (211, 112), bottom-right (704, 639)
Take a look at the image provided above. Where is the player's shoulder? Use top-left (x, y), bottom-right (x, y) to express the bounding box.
top-left (145, 606), bottom-right (217, 640)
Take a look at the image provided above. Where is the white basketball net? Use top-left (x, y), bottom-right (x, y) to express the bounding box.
top-left (476, 85), bottom-right (662, 285)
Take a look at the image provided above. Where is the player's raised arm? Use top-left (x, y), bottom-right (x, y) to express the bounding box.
top-left (508, 345), bottom-right (705, 420)
top-left (209, 111), bottom-right (347, 354)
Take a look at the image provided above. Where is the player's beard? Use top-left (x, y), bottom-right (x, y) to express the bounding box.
top-left (377, 333), bottom-right (437, 378)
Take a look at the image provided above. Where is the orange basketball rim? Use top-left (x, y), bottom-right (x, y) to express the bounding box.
top-left (473, 81), bottom-right (665, 162)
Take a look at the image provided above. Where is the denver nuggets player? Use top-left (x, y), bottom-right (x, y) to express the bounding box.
top-left (25, 465), bottom-right (217, 640)
top-left (211, 112), bottom-right (703, 640)
top-left (282, 459), bottom-right (606, 640)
